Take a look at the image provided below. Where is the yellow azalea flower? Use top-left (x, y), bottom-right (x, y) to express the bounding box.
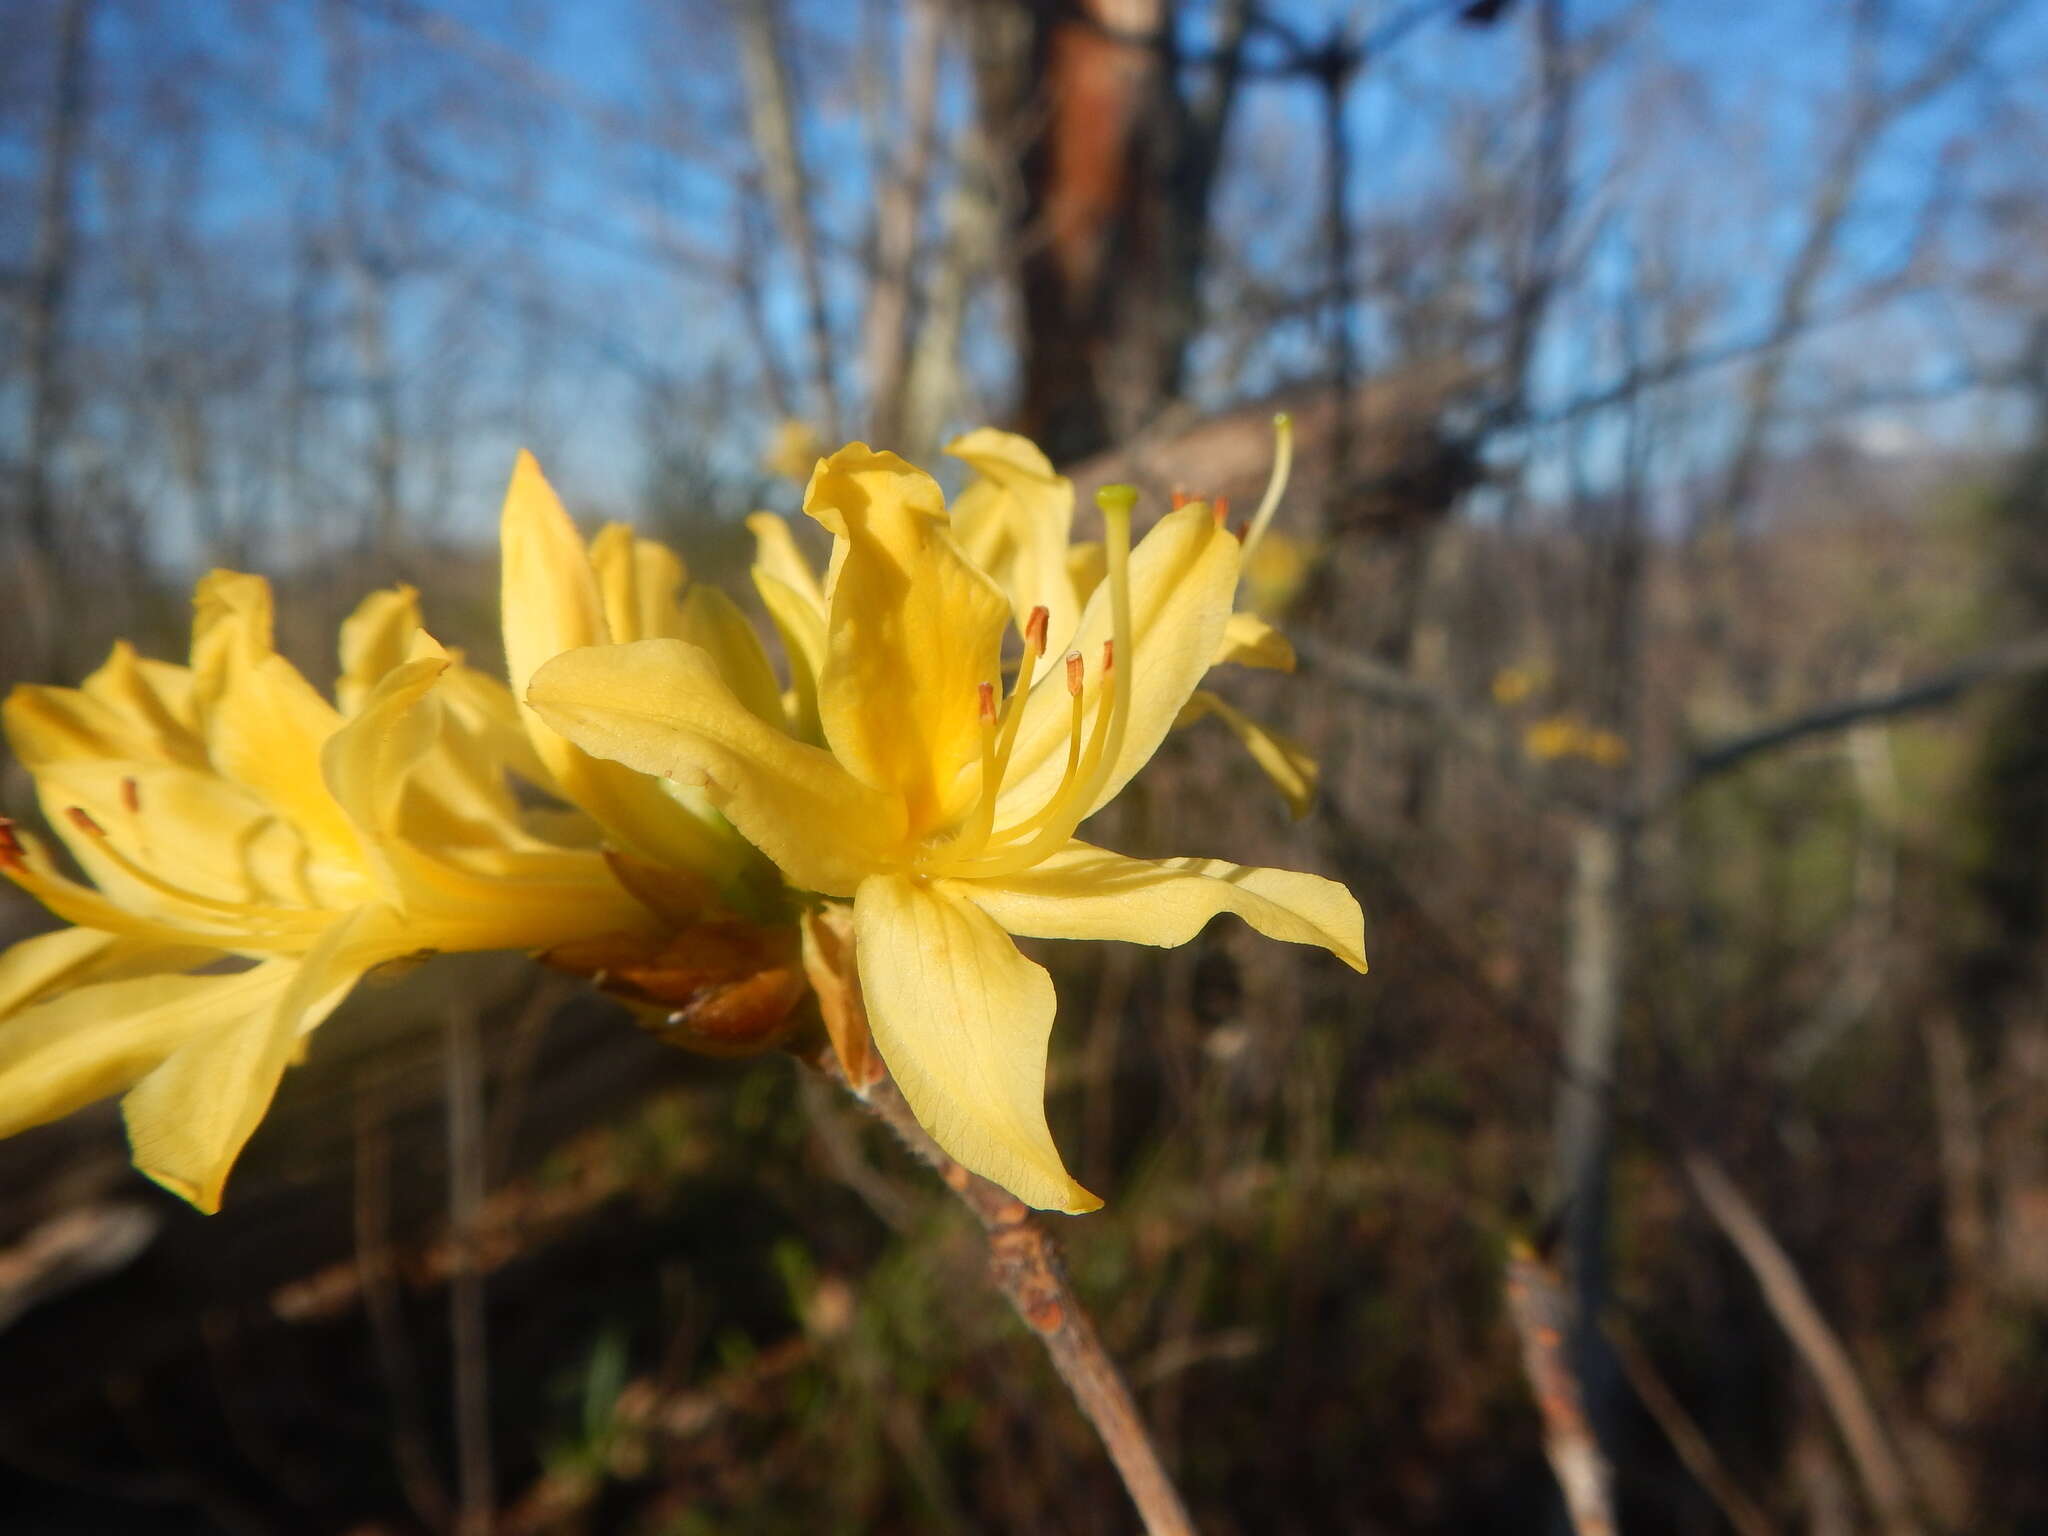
top-left (0, 574), bottom-right (654, 1211)
top-left (499, 452), bottom-right (783, 900)
top-left (750, 421), bottom-right (1319, 817)
top-left (528, 443), bottom-right (1365, 1213)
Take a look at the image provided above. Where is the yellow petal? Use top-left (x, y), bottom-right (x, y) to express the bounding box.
top-left (799, 902), bottom-right (881, 1090)
top-left (997, 503), bottom-right (1240, 824)
top-left (529, 638), bottom-right (906, 897)
top-left (0, 966), bottom-right (279, 1143)
top-left (1214, 610), bottom-right (1296, 672)
top-left (81, 641), bottom-right (202, 750)
top-left (321, 651), bottom-right (450, 899)
top-left (123, 907), bottom-right (393, 1212)
top-left (677, 585), bottom-right (786, 726)
top-left (29, 757), bottom-right (337, 914)
top-left (753, 570), bottom-right (827, 743)
top-left (854, 873), bottom-right (1099, 1213)
top-left (336, 585), bottom-right (424, 715)
top-left (590, 523), bottom-right (693, 643)
top-left (0, 928), bottom-right (216, 1019)
top-left (1065, 541), bottom-right (1106, 605)
top-left (0, 928), bottom-right (123, 1016)
top-left (499, 453), bottom-right (752, 880)
top-left (946, 428), bottom-right (1082, 664)
top-left (746, 511), bottom-right (827, 614)
top-left (958, 839), bottom-right (1366, 972)
top-left (187, 572), bottom-right (359, 863)
top-left (1175, 689), bottom-right (1319, 819)
top-left (805, 445), bottom-right (1011, 831)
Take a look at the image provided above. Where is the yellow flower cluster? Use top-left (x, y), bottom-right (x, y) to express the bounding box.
top-left (0, 426), bottom-right (1363, 1215)
top-left (1521, 714), bottom-right (1630, 768)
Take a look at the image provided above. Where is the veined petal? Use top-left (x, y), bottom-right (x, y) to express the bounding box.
top-left (957, 839), bottom-right (1366, 972)
top-left (854, 873), bottom-right (1099, 1213)
top-left (946, 428), bottom-right (1082, 665)
top-left (123, 905), bottom-right (395, 1212)
top-left (1175, 689), bottom-right (1319, 820)
top-left (806, 446), bottom-right (1010, 831)
top-left (997, 504), bottom-right (1240, 824)
top-left (746, 511), bottom-right (827, 615)
top-left (530, 639), bottom-right (906, 897)
top-left (1214, 611), bottom-right (1296, 672)
top-left (336, 585), bottom-right (424, 715)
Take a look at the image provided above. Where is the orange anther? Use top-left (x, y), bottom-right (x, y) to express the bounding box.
top-left (121, 776), bottom-right (141, 814)
top-left (977, 681), bottom-right (997, 722)
top-left (1100, 638), bottom-right (1115, 675)
top-left (1212, 495), bottom-right (1230, 528)
top-left (1171, 490), bottom-right (1191, 510)
top-left (1065, 651), bottom-right (1085, 696)
top-left (65, 806), bottom-right (106, 838)
top-left (1025, 604), bottom-right (1049, 653)
top-left (0, 818), bottom-right (22, 865)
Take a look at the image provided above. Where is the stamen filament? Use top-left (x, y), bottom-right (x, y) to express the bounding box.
top-left (945, 607), bottom-right (1053, 864)
top-left (944, 489), bottom-right (1137, 877)
top-left (61, 803), bottom-right (311, 930)
top-left (1241, 413), bottom-right (1294, 561)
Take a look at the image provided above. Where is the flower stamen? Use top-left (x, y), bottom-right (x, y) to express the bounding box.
top-left (1241, 413), bottom-right (1293, 561)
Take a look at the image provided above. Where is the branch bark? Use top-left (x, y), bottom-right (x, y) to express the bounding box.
top-left (816, 1061), bottom-right (1198, 1536)
top-left (1505, 1242), bottom-right (1617, 1536)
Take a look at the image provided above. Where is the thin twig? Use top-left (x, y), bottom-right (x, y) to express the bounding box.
top-left (810, 1058), bottom-right (1199, 1536)
top-left (1646, 631), bottom-right (2048, 811)
top-left (1504, 1242), bottom-right (1617, 1536)
top-left (1683, 1151), bottom-right (1924, 1536)
top-left (353, 1079), bottom-right (453, 1533)
top-left (1606, 1319), bottom-right (1775, 1536)
top-left (444, 1004), bottom-right (494, 1536)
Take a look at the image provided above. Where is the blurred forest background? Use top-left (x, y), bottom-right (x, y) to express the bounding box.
top-left (4, 0), bottom-right (2048, 1531)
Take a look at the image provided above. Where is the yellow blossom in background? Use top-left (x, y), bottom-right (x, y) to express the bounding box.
top-left (528, 444), bottom-right (1365, 1213)
top-left (1241, 529), bottom-right (1315, 617)
top-left (1521, 714), bottom-right (1629, 768)
top-left (1491, 664), bottom-right (1546, 707)
top-left (762, 418), bottom-right (825, 484)
top-left (0, 574), bottom-right (653, 1211)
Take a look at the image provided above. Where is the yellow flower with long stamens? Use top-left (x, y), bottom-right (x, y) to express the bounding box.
top-left (750, 420), bottom-right (1321, 817)
top-left (0, 573), bottom-right (655, 1210)
top-left (528, 443), bottom-right (1366, 1213)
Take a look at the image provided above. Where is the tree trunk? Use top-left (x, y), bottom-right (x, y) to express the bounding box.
top-left (970, 0), bottom-right (1244, 462)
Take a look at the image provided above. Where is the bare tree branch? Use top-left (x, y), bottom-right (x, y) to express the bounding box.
top-left (811, 1057), bottom-right (1198, 1536)
top-left (1684, 1151), bottom-right (1925, 1536)
top-left (1505, 1242), bottom-right (1617, 1536)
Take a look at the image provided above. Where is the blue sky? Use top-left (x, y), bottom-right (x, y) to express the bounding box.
top-left (4, 0), bottom-right (2043, 561)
